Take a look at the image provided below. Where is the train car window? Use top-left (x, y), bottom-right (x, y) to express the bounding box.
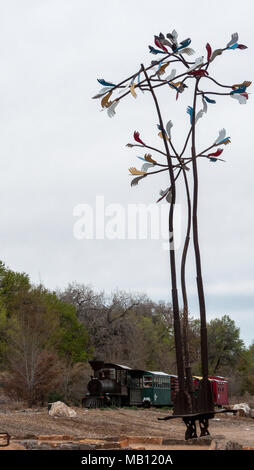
top-left (143, 376), bottom-right (153, 387)
top-left (164, 379), bottom-right (170, 388)
top-left (101, 368), bottom-right (116, 379)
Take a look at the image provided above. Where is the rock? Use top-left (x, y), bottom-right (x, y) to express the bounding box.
top-left (38, 434), bottom-right (74, 441)
top-left (78, 444), bottom-right (97, 450)
top-left (48, 401), bottom-right (77, 418)
top-left (250, 409), bottom-right (254, 419)
top-left (124, 436), bottom-right (163, 445)
top-left (95, 442), bottom-right (122, 449)
top-left (37, 443), bottom-right (55, 450)
top-left (186, 436), bottom-right (213, 446)
top-left (211, 438), bottom-right (243, 450)
top-left (20, 440), bottom-right (39, 450)
top-left (58, 443), bottom-right (81, 450)
top-left (232, 403), bottom-right (251, 417)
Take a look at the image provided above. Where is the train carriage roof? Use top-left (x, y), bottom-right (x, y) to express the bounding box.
top-left (146, 371), bottom-right (171, 376)
top-left (193, 375), bottom-right (227, 382)
top-left (88, 361), bottom-right (185, 378)
top-left (130, 369), bottom-right (172, 377)
top-left (89, 360), bottom-right (132, 371)
top-left (101, 363), bottom-right (132, 370)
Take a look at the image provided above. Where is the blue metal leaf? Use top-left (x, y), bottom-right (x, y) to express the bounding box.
top-left (204, 96), bottom-right (216, 104)
top-left (187, 106), bottom-right (193, 124)
top-left (97, 78), bottom-right (116, 87)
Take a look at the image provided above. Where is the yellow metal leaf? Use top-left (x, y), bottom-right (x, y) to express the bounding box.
top-left (129, 167), bottom-right (146, 175)
top-left (130, 83), bottom-right (137, 99)
top-left (232, 80), bottom-right (252, 88)
top-left (232, 80), bottom-right (252, 89)
top-left (101, 90), bottom-right (113, 108)
top-left (157, 63), bottom-right (169, 77)
top-left (158, 131), bottom-right (169, 140)
top-left (170, 81), bottom-right (181, 88)
top-left (144, 154), bottom-right (157, 165)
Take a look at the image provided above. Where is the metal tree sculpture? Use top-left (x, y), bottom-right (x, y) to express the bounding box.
top-left (93, 30), bottom-right (250, 439)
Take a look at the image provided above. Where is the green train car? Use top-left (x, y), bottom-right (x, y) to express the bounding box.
top-left (128, 369), bottom-right (173, 407)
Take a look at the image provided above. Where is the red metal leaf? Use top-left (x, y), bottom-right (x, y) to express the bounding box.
top-left (237, 44), bottom-right (248, 49)
top-left (133, 131), bottom-right (146, 146)
top-left (208, 148), bottom-right (224, 157)
top-left (154, 37), bottom-right (168, 53)
top-left (206, 43), bottom-right (212, 62)
top-left (189, 70), bottom-right (209, 77)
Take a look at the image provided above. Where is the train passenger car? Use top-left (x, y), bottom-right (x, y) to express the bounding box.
top-left (193, 376), bottom-right (229, 406)
top-left (128, 369), bottom-right (173, 407)
top-left (209, 376), bottom-right (228, 406)
top-left (169, 375), bottom-right (179, 403)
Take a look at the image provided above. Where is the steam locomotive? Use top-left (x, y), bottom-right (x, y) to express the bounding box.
top-left (82, 360), bottom-right (228, 408)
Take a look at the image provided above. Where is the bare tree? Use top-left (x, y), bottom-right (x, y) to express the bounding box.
top-left (2, 291), bottom-right (60, 407)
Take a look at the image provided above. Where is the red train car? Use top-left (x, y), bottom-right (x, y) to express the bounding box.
top-left (208, 376), bottom-right (228, 406)
top-left (169, 375), bottom-right (179, 403)
top-left (192, 376), bottom-right (228, 406)
top-left (170, 374), bottom-right (228, 407)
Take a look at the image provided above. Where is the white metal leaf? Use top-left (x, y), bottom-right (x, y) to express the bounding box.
top-left (165, 69), bottom-right (176, 81)
top-left (107, 101), bottom-right (119, 118)
top-left (92, 86), bottom-right (114, 99)
top-left (214, 128), bottom-right (226, 144)
top-left (166, 190), bottom-right (172, 203)
top-left (141, 162), bottom-right (154, 172)
top-left (230, 93), bottom-right (247, 104)
top-left (202, 96), bottom-right (208, 113)
top-left (166, 120), bottom-right (173, 139)
top-left (160, 187), bottom-right (169, 197)
top-left (180, 47), bottom-right (195, 56)
top-left (195, 109), bottom-right (204, 123)
top-left (227, 32), bottom-right (239, 48)
top-left (187, 56), bottom-right (204, 72)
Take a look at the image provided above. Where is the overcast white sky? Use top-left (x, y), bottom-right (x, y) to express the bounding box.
top-left (0, 0), bottom-right (253, 345)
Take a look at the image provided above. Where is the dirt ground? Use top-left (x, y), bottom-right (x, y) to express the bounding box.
top-left (0, 406), bottom-right (254, 448)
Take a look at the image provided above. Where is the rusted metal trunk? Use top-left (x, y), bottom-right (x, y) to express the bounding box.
top-left (191, 79), bottom-right (214, 415)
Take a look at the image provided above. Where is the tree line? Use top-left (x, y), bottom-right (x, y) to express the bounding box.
top-left (0, 261), bottom-right (253, 406)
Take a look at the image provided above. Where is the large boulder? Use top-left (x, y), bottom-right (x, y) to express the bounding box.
top-left (48, 401), bottom-right (77, 418)
top-left (232, 403), bottom-right (251, 417)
